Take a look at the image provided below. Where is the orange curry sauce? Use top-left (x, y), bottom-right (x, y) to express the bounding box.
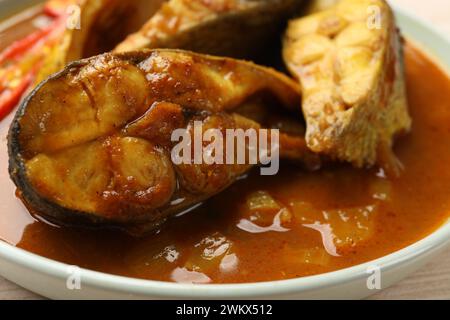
top-left (1, 14), bottom-right (450, 283)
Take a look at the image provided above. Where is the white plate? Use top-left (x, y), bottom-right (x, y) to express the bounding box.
top-left (0, 3), bottom-right (449, 299)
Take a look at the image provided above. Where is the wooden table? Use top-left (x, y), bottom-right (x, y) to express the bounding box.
top-left (1, 0), bottom-right (450, 300)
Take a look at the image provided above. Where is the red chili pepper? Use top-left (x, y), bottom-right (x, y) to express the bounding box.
top-left (43, 5), bottom-right (64, 18)
top-left (0, 17), bottom-right (63, 66)
top-left (43, 0), bottom-right (71, 18)
top-left (0, 3), bottom-right (68, 121)
top-left (0, 71), bottom-right (34, 120)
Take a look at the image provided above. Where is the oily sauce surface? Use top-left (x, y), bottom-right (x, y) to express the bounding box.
top-left (1, 36), bottom-right (450, 283)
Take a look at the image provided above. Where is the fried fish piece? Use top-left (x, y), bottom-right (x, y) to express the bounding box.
top-left (9, 50), bottom-right (319, 235)
top-left (35, 0), bottom-right (165, 84)
top-left (114, 0), bottom-right (302, 60)
top-left (36, 0), bottom-right (302, 85)
top-left (283, 0), bottom-right (411, 174)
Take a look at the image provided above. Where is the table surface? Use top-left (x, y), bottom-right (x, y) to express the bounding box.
top-left (1, 0), bottom-right (450, 300)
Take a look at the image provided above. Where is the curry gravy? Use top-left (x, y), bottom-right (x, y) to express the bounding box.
top-left (1, 13), bottom-right (450, 283)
